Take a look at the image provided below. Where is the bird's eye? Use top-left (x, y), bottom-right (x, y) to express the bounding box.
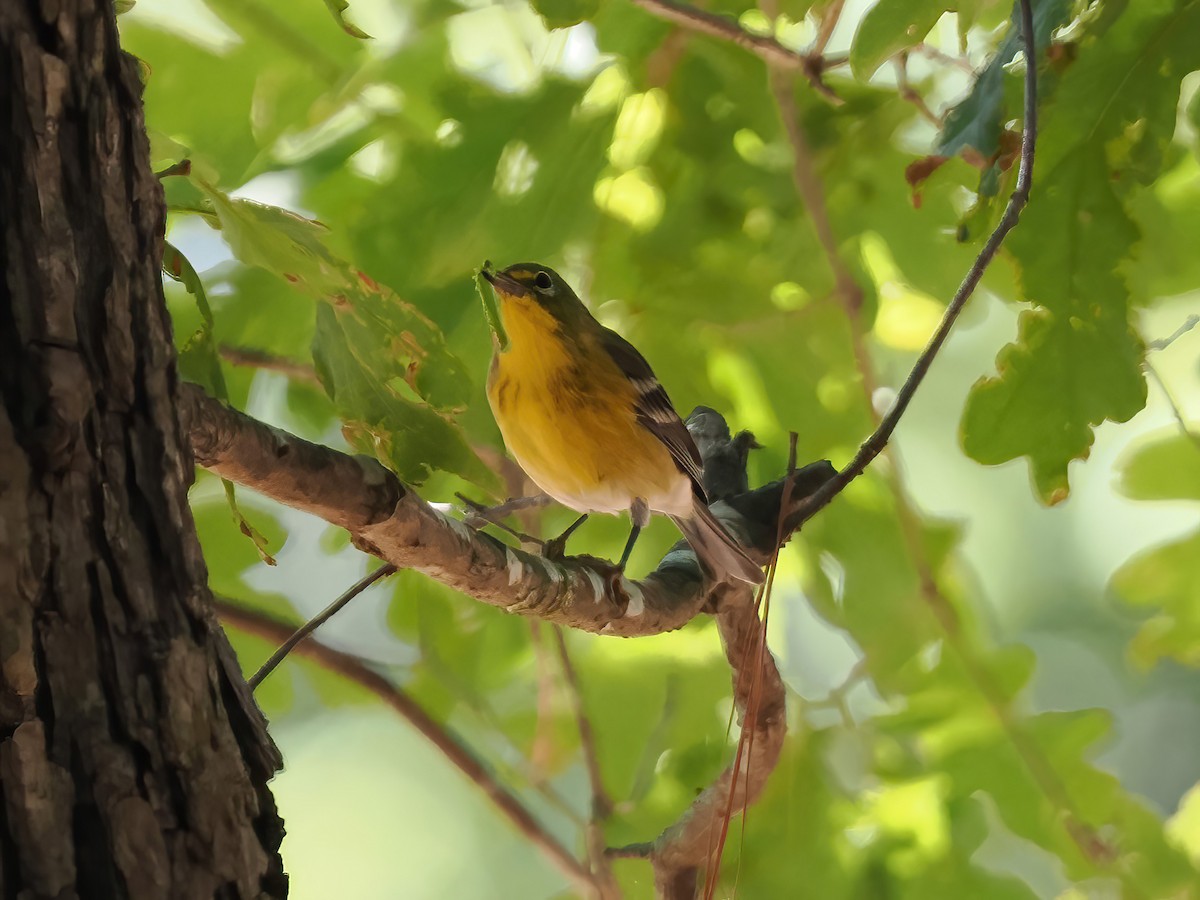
top-left (534, 271), bottom-right (553, 291)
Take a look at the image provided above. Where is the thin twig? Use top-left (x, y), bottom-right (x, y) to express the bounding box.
top-left (1147, 313), bottom-right (1199, 351)
top-left (527, 622), bottom-right (560, 781)
top-left (553, 629), bottom-right (619, 896)
top-left (895, 53), bottom-right (943, 127)
top-left (768, 65), bottom-right (873, 382)
top-left (1145, 361), bottom-right (1200, 452)
top-left (458, 492), bottom-right (551, 537)
top-left (553, 629), bottom-right (613, 820)
top-left (627, 0), bottom-right (840, 101)
top-left (218, 344), bottom-right (323, 387)
top-left (215, 600), bottom-right (599, 895)
top-left (404, 627), bottom-right (588, 826)
top-left (811, 0), bottom-right (844, 56)
top-left (248, 564), bottom-right (397, 689)
top-left (913, 41), bottom-right (976, 72)
top-left (793, 0), bottom-right (1040, 526)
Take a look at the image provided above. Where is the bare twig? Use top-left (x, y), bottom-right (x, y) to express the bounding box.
top-left (218, 345), bottom-right (322, 387)
top-left (793, 0), bottom-right (1040, 526)
top-left (768, 63), bottom-right (873, 382)
top-left (701, 432), bottom-right (798, 898)
top-left (1144, 361), bottom-right (1200, 452)
top-left (895, 53), bottom-right (943, 127)
top-left (811, 0), bottom-right (844, 56)
top-left (913, 41), bottom-right (976, 72)
top-left (627, 0), bottom-right (840, 101)
top-left (1147, 313), bottom-right (1199, 351)
top-left (553, 629), bottom-right (619, 896)
top-left (1144, 314), bottom-right (1200, 448)
top-left (457, 492), bottom-right (549, 539)
top-left (527, 621), bottom-right (560, 780)
top-left (215, 600), bottom-right (598, 895)
top-left (248, 563), bottom-right (397, 689)
top-left (554, 629), bottom-right (613, 820)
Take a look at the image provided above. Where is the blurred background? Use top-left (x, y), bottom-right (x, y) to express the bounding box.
top-left (121, 0), bottom-right (1200, 895)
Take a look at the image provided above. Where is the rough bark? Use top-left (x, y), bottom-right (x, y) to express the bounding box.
top-left (0, 2), bottom-right (286, 897)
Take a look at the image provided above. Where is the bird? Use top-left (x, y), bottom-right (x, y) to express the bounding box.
top-left (481, 262), bottom-right (764, 585)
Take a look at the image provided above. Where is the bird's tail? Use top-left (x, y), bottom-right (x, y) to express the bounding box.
top-left (671, 499), bottom-right (764, 585)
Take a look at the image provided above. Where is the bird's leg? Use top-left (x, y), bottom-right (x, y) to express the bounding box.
top-left (543, 513), bottom-right (589, 560)
top-left (617, 499), bottom-right (651, 572)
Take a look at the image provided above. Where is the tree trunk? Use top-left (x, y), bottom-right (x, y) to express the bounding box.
top-left (0, 2), bottom-right (287, 897)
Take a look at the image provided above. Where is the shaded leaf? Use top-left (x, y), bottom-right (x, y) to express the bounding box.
top-left (936, 0), bottom-right (1071, 158)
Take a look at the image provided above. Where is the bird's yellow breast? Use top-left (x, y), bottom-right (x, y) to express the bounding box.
top-left (486, 296), bottom-right (686, 515)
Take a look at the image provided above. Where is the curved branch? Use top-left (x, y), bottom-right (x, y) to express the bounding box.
top-left (181, 382), bottom-right (834, 637)
top-left (628, 0), bottom-right (840, 101)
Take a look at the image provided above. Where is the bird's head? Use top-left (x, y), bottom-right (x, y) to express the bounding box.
top-left (481, 263), bottom-right (582, 324)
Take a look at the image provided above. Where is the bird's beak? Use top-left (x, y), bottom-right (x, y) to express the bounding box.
top-left (482, 269), bottom-right (529, 299)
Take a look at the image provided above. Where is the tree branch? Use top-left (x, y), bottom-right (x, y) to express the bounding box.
top-left (218, 344), bottom-right (322, 387)
top-left (791, 0), bottom-right (1039, 527)
top-left (213, 600), bottom-right (599, 895)
top-left (181, 381), bottom-right (833, 637)
top-left (183, 381), bottom-right (822, 897)
top-left (627, 0), bottom-right (840, 101)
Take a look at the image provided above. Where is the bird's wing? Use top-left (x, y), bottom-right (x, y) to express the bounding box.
top-left (598, 327), bottom-right (707, 501)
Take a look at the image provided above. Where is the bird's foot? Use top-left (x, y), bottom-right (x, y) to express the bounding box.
top-left (540, 513), bottom-right (589, 561)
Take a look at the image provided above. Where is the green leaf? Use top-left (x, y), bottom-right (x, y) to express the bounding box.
top-left (1034, 0), bottom-right (1200, 180)
top-left (312, 304), bottom-right (493, 485)
top-left (194, 182), bottom-right (489, 486)
top-left (531, 0), bottom-right (601, 29)
top-left (961, 154), bottom-right (1147, 503)
top-left (961, 307), bottom-right (1146, 504)
top-left (1117, 428), bottom-right (1200, 502)
top-left (850, 0), bottom-right (952, 81)
top-left (936, 0), bottom-right (1071, 158)
top-left (163, 241), bottom-right (225, 399)
top-left (1113, 529), bottom-right (1200, 668)
top-left (1010, 152), bottom-right (1140, 319)
top-left (163, 242), bottom-right (277, 564)
top-left (960, 2), bottom-right (1200, 502)
top-left (475, 264), bottom-right (507, 351)
top-left (322, 0), bottom-right (371, 38)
